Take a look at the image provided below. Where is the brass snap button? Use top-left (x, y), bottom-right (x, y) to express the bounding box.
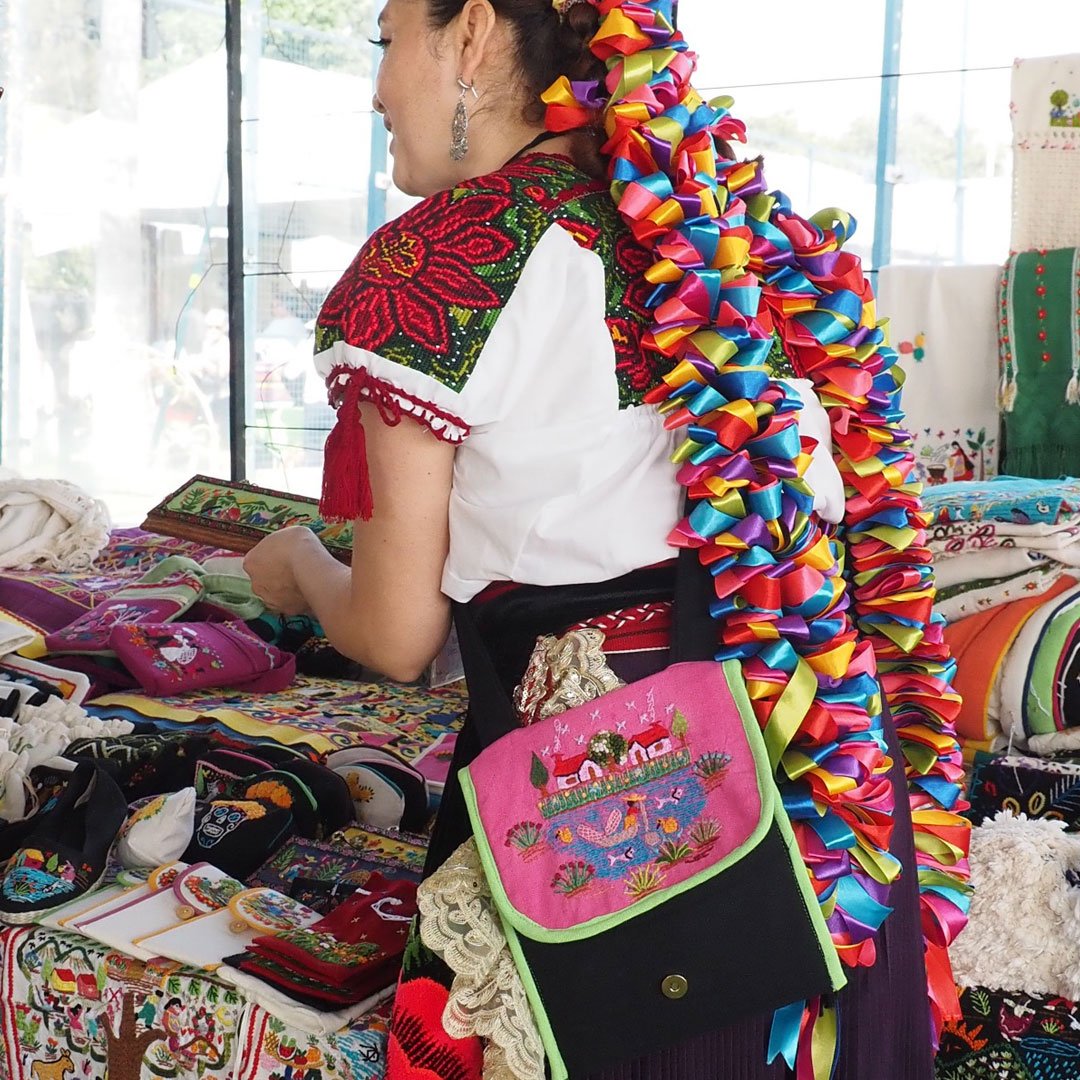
top-left (175, 904), bottom-right (196, 920)
top-left (661, 974), bottom-right (688, 1000)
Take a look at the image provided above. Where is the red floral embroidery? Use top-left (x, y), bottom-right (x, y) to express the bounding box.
top-left (323, 191), bottom-right (515, 357)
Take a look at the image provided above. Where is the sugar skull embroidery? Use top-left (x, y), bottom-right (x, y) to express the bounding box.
top-left (196, 800), bottom-right (265, 848)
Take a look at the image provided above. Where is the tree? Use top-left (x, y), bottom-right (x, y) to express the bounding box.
top-left (104, 992), bottom-right (165, 1080)
top-left (671, 708), bottom-right (688, 745)
top-left (1051, 89), bottom-right (1069, 109)
top-left (529, 752), bottom-right (549, 793)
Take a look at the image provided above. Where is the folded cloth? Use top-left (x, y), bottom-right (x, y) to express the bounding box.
top-left (0, 478), bottom-right (111, 572)
top-left (922, 476), bottom-right (1080, 529)
top-left (0, 618), bottom-right (36, 660)
top-left (932, 547), bottom-right (1053, 591)
top-left (934, 561), bottom-right (1069, 623)
top-left (998, 583), bottom-right (1080, 753)
top-left (220, 964), bottom-right (394, 1034)
top-left (243, 874), bottom-right (416, 997)
top-left (944, 574), bottom-right (1079, 743)
top-left (44, 556), bottom-right (267, 657)
top-left (928, 518), bottom-right (1080, 562)
top-left (44, 558), bottom-right (207, 655)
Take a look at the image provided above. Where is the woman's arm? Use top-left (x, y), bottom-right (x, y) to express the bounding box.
top-left (244, 403), bottom-right (456, 682)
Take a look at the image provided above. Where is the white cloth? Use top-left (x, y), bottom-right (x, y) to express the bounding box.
top-left (1011, 54), bottom-right (1080, 252)
top-left (0, 477), bottom-right (111, 571)
top-left (0, 618), bottom-right (35, 660)
top-left (219, 966), bottom-right (395, 1036)
top-left (317, 225), bottom-right (846, 602)
top-left (875, 264), bottom-right (1001, 486)
top-left (0, 696), bottom-right (133, 822)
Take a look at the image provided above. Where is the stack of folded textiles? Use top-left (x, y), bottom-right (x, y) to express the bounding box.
top-left (924, 478), bottom-right (1080, 757)
top-left (923, 476), bottom-right (1080, 623)
top-left (224, 873), bottom-right (417, 1010)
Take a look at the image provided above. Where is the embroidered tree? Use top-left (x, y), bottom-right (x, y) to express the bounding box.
top-left (105, 992), bottom-right (165, 1080)
top-left (671, 708), bottom-right (689, 745)
top-left (529, 752), bottom-right (549, 794)
top-left (587, 731), bottom-right (627, 767)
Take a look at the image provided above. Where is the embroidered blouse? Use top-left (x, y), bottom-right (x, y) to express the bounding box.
top-left (315, 155), bottom-right (843, 602)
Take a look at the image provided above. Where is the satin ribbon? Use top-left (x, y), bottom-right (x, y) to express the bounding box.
top-left (554, 0), bottom-right (970, 1070)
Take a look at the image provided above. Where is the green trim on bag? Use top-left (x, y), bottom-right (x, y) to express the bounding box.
top-left (501, 918), bottom-right (572, 1080)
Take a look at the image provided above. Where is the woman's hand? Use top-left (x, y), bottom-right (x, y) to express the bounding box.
top-left (243, 526), bottom-right (328, 615)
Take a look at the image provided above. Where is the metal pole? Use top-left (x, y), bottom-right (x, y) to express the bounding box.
top-left (872, 0), bottom-right (903, 270)
top-left (954, 0), bottom-right (970, 262)
top-left (225, 0), bottom-right (246, 480)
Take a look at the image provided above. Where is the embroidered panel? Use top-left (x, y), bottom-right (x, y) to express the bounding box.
top-left (316, 155), bottom-right (663, 408)
top-left (0, 926), bottom-right (240, 1080)
top-left (234, 1001), bottom-right (391, 1080)
top-left (87, 673), bottom-right (467, 758)
top-left (464, 662), bottom-right (763, 932)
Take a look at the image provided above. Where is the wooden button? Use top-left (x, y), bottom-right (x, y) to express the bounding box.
top-left (661, 974), bottom-right (688, 999)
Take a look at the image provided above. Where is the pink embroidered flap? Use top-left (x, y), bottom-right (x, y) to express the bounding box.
top-left (461, 660), bottom-right (773, 937)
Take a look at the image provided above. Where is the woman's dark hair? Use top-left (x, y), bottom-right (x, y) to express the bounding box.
top-left (427, 0), bottom-right (606, 165)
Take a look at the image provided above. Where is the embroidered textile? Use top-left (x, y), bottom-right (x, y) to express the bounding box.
top-left (88, 673), bottom-right (467, 757)
top-left (875, 265), bottom-right (1000, 485)
top-left (317, 156), bottom-right (660, 412)
top-left (998, 249), bottom-right (1080, 476)
top-left (233, 999), bottom-right (391, 1079)
top-left (967, 751), bottom-right (1080, 828)
top-left (923, 478), bottom-right (1080, 529)
top-left (936, 985), bottom-right (1080, 1080)
top-left (0, 926), bottom-right (240, 1080)
top-left (1011, 54), bottom-right (1080, 253)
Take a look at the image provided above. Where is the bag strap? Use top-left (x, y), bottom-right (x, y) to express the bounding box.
top-left (454, 547), bottom-right (717, 748)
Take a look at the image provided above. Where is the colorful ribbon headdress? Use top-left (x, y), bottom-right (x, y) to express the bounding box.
top-left (542, 0), bottom-right (972, 1074)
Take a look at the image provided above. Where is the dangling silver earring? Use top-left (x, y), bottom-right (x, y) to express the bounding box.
top-left (450, 78), bottom-right (478, 162)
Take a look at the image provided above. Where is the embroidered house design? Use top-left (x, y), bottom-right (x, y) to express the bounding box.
top-left (552, 753), bottom-right (603, 791)
top-left (626, 724), bottom-right (673, 765)
top-left (507, 685), bottom-right (740, 902)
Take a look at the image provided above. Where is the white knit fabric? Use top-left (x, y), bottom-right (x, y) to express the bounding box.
top-left (0, 477), bottom-right (111, 571)
top-left (1011, 54), bottom-right (1080, 252)
top-left (0, 696), bottom-right (133, 822)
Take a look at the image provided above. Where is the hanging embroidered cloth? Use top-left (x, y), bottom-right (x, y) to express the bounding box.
top-left (999, 247), bottom-right (1080, 477)
top-left (875, 265), bottom-right (1000, 486)
top-left (1011, 53), bottom-right (1080, 253)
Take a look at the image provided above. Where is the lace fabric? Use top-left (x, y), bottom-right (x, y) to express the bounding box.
top-left (417, 839), bottom-right (545, 1080)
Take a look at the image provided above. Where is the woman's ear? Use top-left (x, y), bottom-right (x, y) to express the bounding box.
top-left (456, 0), bottom-right (500, 86)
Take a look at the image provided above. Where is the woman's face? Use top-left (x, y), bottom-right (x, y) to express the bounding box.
top-left (372, 0), bottom-right (463, 197)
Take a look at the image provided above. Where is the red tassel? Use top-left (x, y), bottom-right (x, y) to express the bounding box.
top-left (320, 370), bottom-right (374, 523)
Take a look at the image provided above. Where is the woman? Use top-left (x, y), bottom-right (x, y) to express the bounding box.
top-left (244, 0), bottom-right (970, 1077)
